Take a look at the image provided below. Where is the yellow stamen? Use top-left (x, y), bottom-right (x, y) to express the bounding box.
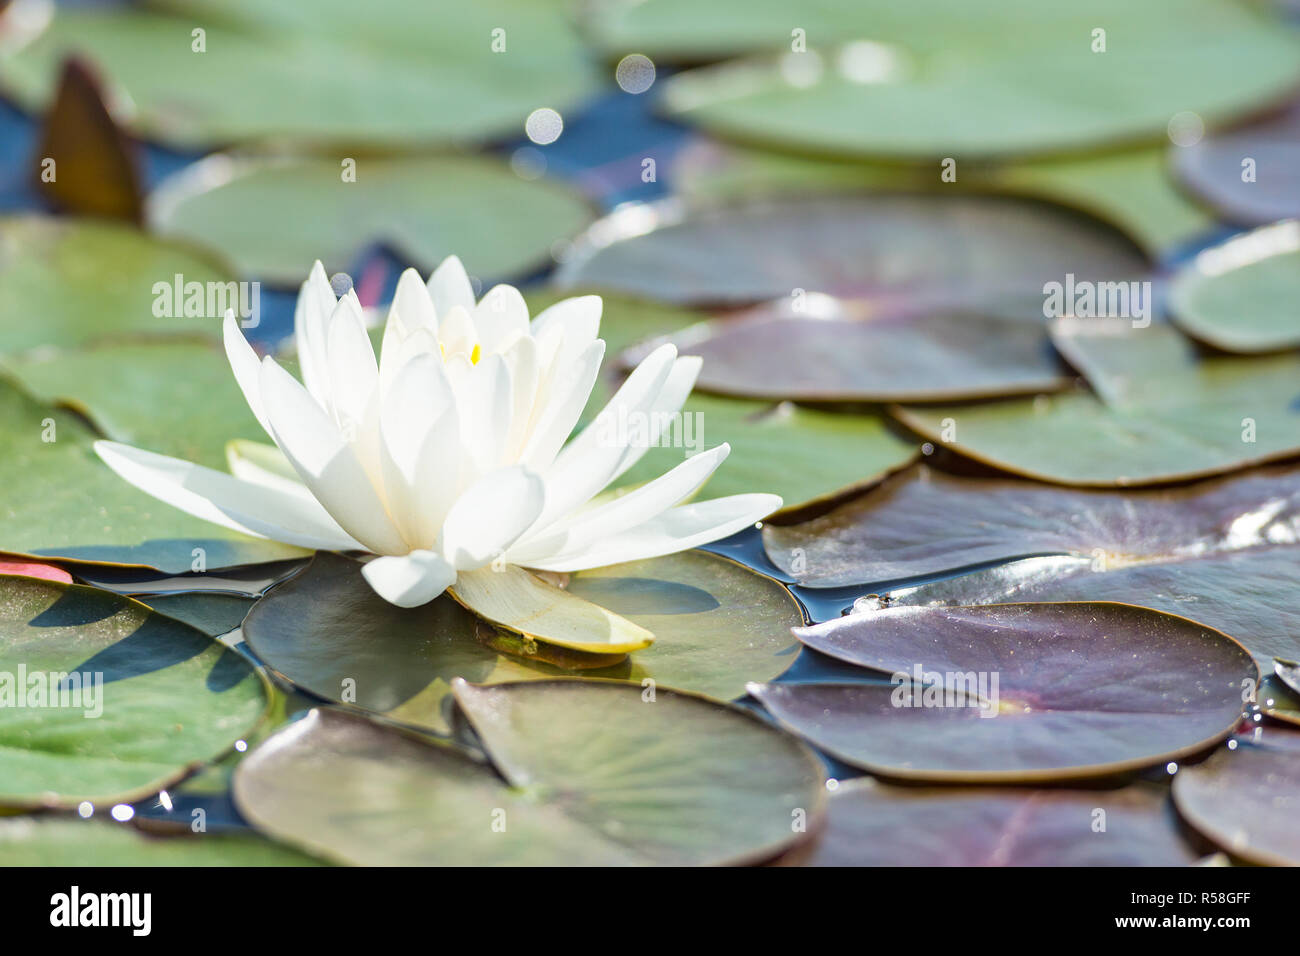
top-left (470, 343), bottom-right (481, 365)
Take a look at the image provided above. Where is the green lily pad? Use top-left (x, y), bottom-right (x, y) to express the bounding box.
top-left (555, 193), bottom-right (1147, 309)
top-left (807, 778), bottom-right (1199, 866)
top-left (0, 574), bottom-right (268, 808)
top-left (1170, 101), bottom-right (1300, 227)
top-left (234, 684), bottom-right (824, 865)
top-left (0, 816), bottom-right (325, 865)
top-left (1172, 735), bottom-right (1300, 866)
top-left (4, 338), bottom-right (264, 471)
top-left (764, 460), bottom-right (1300, 587)
top-left (652, 1), bottom-right (1300, 159)
top-left (0, 378), bottom-right (308, 573)
top-left (242, 551), bottom-right (803, 734)
top-left (0, 216), bottom-right (233, 355)
top-left (614, 394), bottom-right (917, 517)
top-left (0, 4), bottom-right (598, 149)
top-left (149, 153), bottom-right (593, 286)
top-left (636, 302), bottom-right (1069, 402)
top-left (1168, 222), bottom-right (1300, 353)
top-left (140, 593), bottom-right (256, 638)
top-left (71, 559), bottom-right (305, 598)
top-left (752, 601), bottom-right (1254, 782)
top-left (893, 322), bottom-right (1300, 485)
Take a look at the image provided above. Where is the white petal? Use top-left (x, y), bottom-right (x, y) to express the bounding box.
top-left (293, 260), bottom-right (336, 406)
top-left (507, 443), bottom-right (730, 565)
top-left (438, 305), bottom-right (478, 358)
top-left (362, 550), bottom-right (457, 608)
top-left (439, 465), bottom-right (545, 570)
top-left (611, 354), bottom-right (702, 481)
top-left (530, 294), bottom-right (602, 373)
top-left (226, 439), bottom-right (314, 502)
top-left (259, 357), bottom-right (407, 555)
top-left (530, 343), bottom-right (677, 530)
top-left (518, 339), bottom-right (604, 471)
top-left (427, 255), bottom-right (475, 316)
top-left (473, 284), bottom-right (529, 354)
top-left (456, 353), bottom-right (513, 477)
top-left (325, 295), bottom-right (379, 433)
top-left (389, 267), bottom-right (438, 335)
top-left (500, 334), bottom-right (539, 460)
top-left (94, 441), bottom-right (361, 552)
top-left (222, 311), bottom-right (271, 437)
top-left (523, 493), bottom-right (782, 572)
top-left (379, 353), bottom-right (457, 549)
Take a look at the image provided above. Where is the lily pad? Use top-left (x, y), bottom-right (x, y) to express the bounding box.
top-left (4, 338), bottom-right (265, 471)
top-left (0, 377), bottom-right (308, 572)
top-left (893, 322), bottom-right (1300, 485)
top-left (149, 153), bottom-right (593, 286)
top-left (0, 574), bottom-right (268, 808)
top-left (1172, 735), bottom-right (1300, 865)
top-left (0, 4), bottom-right (599, 149)
top-left (0, 816), bottom-right (324, 865)
top-left (652, 1), bottom-right (1300, 158)
top-left (235, 686), bottom-right (824, 865)
top-left (807, 778), bottom-right (1199, 866)
top-left (554, 193), bottom-right (1148, 309)
top-left (1259, 674), bottom-right (1300, 727)
top-left (635, 301), bottom-right (1069, 402)
top-left (0, 216), bottom-right (233, 355)
top-left (1171, 100), bottom-right (1300, 226)
top-left (614, 393), bottom-right (917, 517)
top-left (752, 601), bottom-right (1254, 782)
top-left (764, 460), bottom-right (1300, 587)
top-left (672, 141), bottom-right (1214, 260)
top-left (242, 551), bottom-right (804, 734)
top-left (140, 593), bottom-right (256, 638)
top-left (1168, 221), bottom-right (1300, 353)
top-left (881, 546), bottom-right (1300, 666)
top-left (71, 559), bottom-right (305, 598)
top-left (0, 560), bottom-right (69, 584)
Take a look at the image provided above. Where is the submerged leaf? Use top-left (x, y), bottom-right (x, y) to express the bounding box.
top-left (234, 687), bottom-right (824, 865)
top-left (752, 602), bottom-right (1253, 782)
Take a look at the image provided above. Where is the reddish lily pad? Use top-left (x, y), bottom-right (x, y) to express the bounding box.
top-left (234, 687), bottom-right (825, 866)
top-left (751, 602), bottom-right (1254, 782)
top-left (763, 460), bottom-right (1300, 588)
top-left (1172, 732), bottom-right (1300, 866)
top-left (555, 193), bottom-right (1147, 309)
top-left (807, 778), bottom-right (1199, 866)
top-left (629, 300), bottom-right (1069, 402)
top-left (242, 551), bottom-right (803, 734)
top-left (0, 559), bottom-right (70, 584)
top-left (1170, 101), bottom-right (1300, 227)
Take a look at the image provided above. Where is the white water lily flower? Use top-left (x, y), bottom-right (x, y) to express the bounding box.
top-left (94, 258), bottom-right (780, 653)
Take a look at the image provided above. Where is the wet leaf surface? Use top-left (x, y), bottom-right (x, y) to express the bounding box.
top-left (0, 575), bottom-right (268, 808)
top-left (0, 216), bottom-right (232, 355)
top-left (752, 602), bottom-right (1254, 782)
top-left (0, 816), bottom-right (325, 865)
top-left (763, 460), bottom-right (1300, 588)
top-left (654, 1), bottom-right (1299, 159)
top-left (1172, 729), bottom-right (1300, 865)
top-left (555, 193), bottom-right (1147, 309)
top-left (0, 378), bottom-right (308, 573)
top-left (1168, 221), bottom-right (1300, 353)
top-left (1171, 100), bottom-right (1300, 226)
top-left (806, 778), bottom-right (1199, 866)
top-left (234, 686), bottom-right (824, 865)
top-left (149, 154), bottom-right (592, 286)
top-left (242, 551), bottom-right (803, 734)
top-left (0, 4), bottom-right (598, 148)
top-left (1258, 674), bottom-right (1300, 727)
